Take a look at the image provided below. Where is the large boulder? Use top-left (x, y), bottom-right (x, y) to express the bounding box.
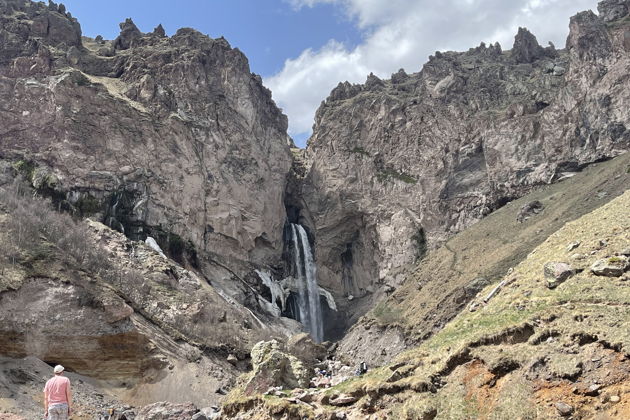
top-left (591, 256), bottom-right (629, 277)
top-left (544, 262), bottom-right (575, 289)
top-left (286, 333), bottom-right (327, 367)
top-left (244, 340), bottom-right (311, 394)
top-left (517, 200), bottom-right (544, 223)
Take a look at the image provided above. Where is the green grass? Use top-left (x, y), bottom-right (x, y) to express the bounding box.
top-left (12, 160), bottom-right (35, 182)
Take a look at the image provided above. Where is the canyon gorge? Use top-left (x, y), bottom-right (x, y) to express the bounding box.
top-left (0, 0), bottom-right (629, 419)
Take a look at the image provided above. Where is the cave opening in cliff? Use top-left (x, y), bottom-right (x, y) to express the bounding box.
top-left (341, 243), bottom-right (354, 296)
top-left (282, 292), bottom-right (301, 321)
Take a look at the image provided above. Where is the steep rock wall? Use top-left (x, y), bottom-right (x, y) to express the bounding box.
top-left (0, 0), bottom-right (292, 281)
top-left (302, 2), bottom-right (630, 329)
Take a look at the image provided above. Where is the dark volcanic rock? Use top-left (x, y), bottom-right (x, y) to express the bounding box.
top-left (153, 23), bottom-right (166, 37)
top-left (567, 10), bottom-right (612, 60)
top-left (512, 27), bottom-right (544, 63)
top-left (113, 18), bottom-right (142, 50)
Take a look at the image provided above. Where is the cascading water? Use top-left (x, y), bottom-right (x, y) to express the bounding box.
top-left (290, 223), bottom-right (324, 343)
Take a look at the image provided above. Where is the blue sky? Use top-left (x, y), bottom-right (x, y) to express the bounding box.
top-left (62, 0), bottom-right (361, 77)
top-left (62, 0), bottom-right (600, 147)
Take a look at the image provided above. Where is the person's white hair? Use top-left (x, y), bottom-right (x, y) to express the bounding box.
top-left (53, 365), bottom-right (64, 374)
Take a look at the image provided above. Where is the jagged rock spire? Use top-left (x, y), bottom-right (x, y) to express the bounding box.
top-left (114, 18), bottom-right (142, 50)
top-left (512, 27), bottom-right (544, 63)
top-left (153, 23), bottom-right (166, 38)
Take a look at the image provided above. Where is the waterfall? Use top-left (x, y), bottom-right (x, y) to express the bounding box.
top-left (290, 224), bottom-right (324, 343)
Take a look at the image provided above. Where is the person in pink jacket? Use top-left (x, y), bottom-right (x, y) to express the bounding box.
top-left (43, 365), bottom-right (72, 419)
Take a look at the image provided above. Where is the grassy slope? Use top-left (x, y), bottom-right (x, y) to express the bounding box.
top-left (332, 190), bottom-right (630, 419)
top-left (231, 188), bottom-right (629, 420)
top-left (223, 155), bottom-right (630, 419)
top-left (351, 153), bottom-right (630, 345)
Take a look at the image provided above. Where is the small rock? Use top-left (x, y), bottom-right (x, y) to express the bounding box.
top-left (191, 413), bottom-right (208, 420)
top-left (553, 66), bottom-right (566, 76)
top-left (610, 395), bottom-right (620, 403)
top-left (517, 200), bottom-right (544, 222)
top-left (586, 384), bottom-right (602, 396)
top-left (226, 354), bottom-right (238, 365)
top-left (620, 248), bottom-right (630, 257)
top-left (386, 370), bottom-right (403, 383)
top-left (295, 391), bottom-right (314, 403)
top-left (544, 62), bottom-right (555, 73)
top-left (567, 241), bottom-right (581, 252)
top-left (555, 402), bottom-right (574, 416)
top-left (419, 407), bottom-right (438, 420)
top-left (591, 256), bottom-right (629, 277)
top-left (329, 394), bottom-right (358, 406)
top-left (544, 262), bottom-right (575, 288)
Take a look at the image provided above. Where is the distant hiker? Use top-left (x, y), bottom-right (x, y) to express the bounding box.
top-left (43, 365), bottom-right (72, 419)
top-left (356, 361), bottom-right (368, 376)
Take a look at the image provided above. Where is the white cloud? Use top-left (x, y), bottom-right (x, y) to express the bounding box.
top-left (268, 0), bottom-right (600, 139)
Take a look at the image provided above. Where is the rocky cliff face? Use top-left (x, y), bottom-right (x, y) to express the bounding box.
top-left (225, 186), bottom-right (630, 420)
top-left (301, 1), bottom-right (630, 332)
top-left (0, 183), bottom-right (302, 411)
top-left (0, 0), bottom-right (299, 412)
top-left (0, 0), bottom-right (291, 284)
